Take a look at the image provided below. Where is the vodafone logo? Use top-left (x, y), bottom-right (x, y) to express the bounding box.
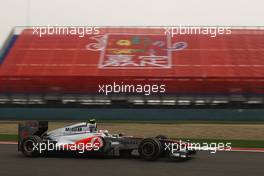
top-left (90, 136), bottom-right (104, 149)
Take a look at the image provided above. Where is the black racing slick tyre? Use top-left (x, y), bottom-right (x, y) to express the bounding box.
top-left (138, 138), bottom-right (162, 161)
top-left (21, 135), bottom-right (44, 157)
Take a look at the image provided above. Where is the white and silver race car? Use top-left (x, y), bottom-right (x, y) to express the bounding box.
top-left (18, 120), bottom-right (196, 161)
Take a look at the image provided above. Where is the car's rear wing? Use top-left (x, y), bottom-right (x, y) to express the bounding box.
top-left (18, 121), bottom-right (48, 151)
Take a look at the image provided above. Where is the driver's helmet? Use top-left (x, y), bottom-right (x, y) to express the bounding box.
top-left (87, 119), bottom-right (97, 132)
top-left (89, 119), bottom-right (96, 124)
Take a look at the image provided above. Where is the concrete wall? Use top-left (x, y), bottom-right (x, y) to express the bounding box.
top-left (1, 0), bottom-right (264, 48)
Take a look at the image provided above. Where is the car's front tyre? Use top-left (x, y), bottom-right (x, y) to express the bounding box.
top-left (138, 138), bottom-right (162, 161)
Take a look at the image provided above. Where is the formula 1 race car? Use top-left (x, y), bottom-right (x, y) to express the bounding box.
top-left (18, 120), bottom-right (196, 161)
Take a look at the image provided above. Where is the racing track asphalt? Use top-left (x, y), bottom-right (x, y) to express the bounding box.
top-left (0, 144), bottom-right (263, 176)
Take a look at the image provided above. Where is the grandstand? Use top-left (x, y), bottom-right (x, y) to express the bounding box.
top-left (0, 27), bottom-right (263, 108)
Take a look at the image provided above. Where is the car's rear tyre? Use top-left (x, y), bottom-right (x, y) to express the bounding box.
top-left (138, 138), bottom-right (162, 161)
top-left (22, 135), bottom-right (44, 157)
